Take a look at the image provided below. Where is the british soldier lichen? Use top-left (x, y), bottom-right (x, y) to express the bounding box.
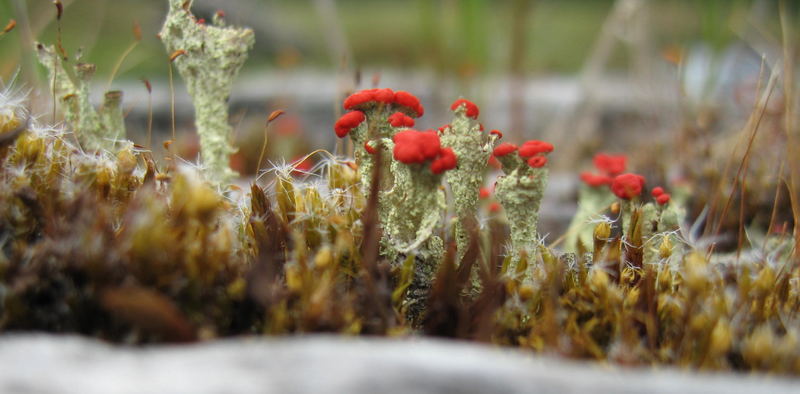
top-left (492, 139), bottom-right (554, 278)
top-left (439, 98), bottom-right (499, 261)
top-left (335, 88), bottom-right (423, 191)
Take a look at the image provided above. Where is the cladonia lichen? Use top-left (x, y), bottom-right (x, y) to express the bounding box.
top-left (36, 45), bottom-right (126, 152)
top-left (159, 0), bottom-right (255, 184)
top-left (439, 100), bottom-right (497, 261)
top-left (492, 140), bottom-right (554, 277)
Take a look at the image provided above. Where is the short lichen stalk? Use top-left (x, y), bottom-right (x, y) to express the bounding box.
top-left (36, 45), bottom-right (126, 152)
top-left (492, 140), bottom-right (553, 276)
top-left (439, 99), bottom-right (497, 260)
top-left (159, 0), bottom-right (254, 184)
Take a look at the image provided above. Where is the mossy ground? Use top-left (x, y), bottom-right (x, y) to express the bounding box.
top-left (1, 0), bottom-right (799, 378)
top-left (1, 99), bottom-right (799, 373)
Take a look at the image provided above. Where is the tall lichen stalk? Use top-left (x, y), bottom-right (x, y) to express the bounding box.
top-left (440, 105), bottom-right (496, 260)
top-left (159, 0), bottom-right (254, 184)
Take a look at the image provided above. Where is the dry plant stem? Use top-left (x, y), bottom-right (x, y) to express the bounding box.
top-left (105, 38), bottom-right (140, 93)
top-left (703, 59), bottom-right (767, 240)
top-left (159, 0), bottom-right (255, 184)
top-left (144, 82), bottom-right (153, 149)
top-left (709, 72), bottom-right (778, 252)
top-left (256, 122), bottom-right (270, 173)
top-left (168, 63), bottom-right (176, 141)
top-left (763, 159), bottom-right (786, 253)
top-left (779, 1), bottom-right (800, 262)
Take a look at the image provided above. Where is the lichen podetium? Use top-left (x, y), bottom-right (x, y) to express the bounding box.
top-left (439, 99), bottom-right (498, 261)
top-left (36, 45), bottom-right (127, 152)
top-left (492, 140), bottom-right (554, 279)
top-left (159, 0), bottom-right (254, 184)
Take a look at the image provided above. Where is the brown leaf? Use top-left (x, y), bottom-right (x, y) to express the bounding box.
top-left (101, 287), bottom-right (197, 343)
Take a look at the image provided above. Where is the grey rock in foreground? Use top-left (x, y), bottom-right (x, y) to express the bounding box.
top-left (0, 334), bottom-right (797, 394)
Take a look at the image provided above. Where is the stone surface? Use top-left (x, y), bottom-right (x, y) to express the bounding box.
top-left (1, 334), bottom-right (798, 394)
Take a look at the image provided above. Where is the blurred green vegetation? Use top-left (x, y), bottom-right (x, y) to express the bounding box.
top-left (0, 0), bottom-right (768, 82)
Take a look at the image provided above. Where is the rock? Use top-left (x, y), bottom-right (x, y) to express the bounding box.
top-left (0, 334), bottom-right (797, 394)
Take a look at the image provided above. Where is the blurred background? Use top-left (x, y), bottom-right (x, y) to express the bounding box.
top-left (0, 0), bottom-right (795, 240)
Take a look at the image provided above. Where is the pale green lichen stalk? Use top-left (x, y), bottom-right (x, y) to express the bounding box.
top-left (496, 167), bottom-right (549, 266)
top-left (383, 165), bottom-right (445, 259)
top-left (159, 0), bottom-right (254, 184)
top-left (493, 144), bottom-right (553, 276)
top-left (440, 105), bottom-right (497, 260)
top-left (36, 45), bottom-right (126, 152)
top-left (351, 110), bottom-right (395, 191)
top-left (382, 153), bottom-right (446, 320)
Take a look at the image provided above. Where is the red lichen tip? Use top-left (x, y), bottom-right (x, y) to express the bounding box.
top-left (488, 202), bottom-right (502, 213)
top-left (343, 88), bottom-right (395, 110)
top-left (656, 193), bottom-right (671, 205)
top-left (651, 186), bottom-right (665, 197)
top-left (450, 98), bottom-right (480, 119)
top-left (393, 90), bottom-right (424, 117)
top-left (479, 187), bottom-right (491, 199)
top-left (373, 88), bottom-right (395, 104)
top-left (492, 143), bottom-right (518, 157)
top-left (611, 173), bottom-right (646, 200)
top-left (393, 129), bottom-right (441, 164)
top-left (593, 153), bottom-right (627, 176)
top-left (527, 156), bottom-right (547, 168)
top-left (343, 90), bottom-right (373, 110)
top-left (580, 172), bottom-right (613, 187)
top-left (490, 129), bottom-right (503, 139)
top-left (430, 147), bottom-right (458, 174)
top-left (388, 112), bottom-right (415, 128)
top-left (518, 140), bottom-right (554, 157)
top-left (334, 111), bottom-right (366, 138)
top-left (364, 140), bottom-right (378, 155)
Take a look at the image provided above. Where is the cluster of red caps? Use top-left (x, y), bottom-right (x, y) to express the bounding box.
top-left (392, 130), bottom-right (457, 175)
top-left (581, 153), bottom-right (670, 204)
top-left (388, 112), bottom-right (415, 128)
top-left (343, 88), bottom-right (424, 117)
top-left (491, 140), bottom-right (554, 168)
top-left (580, 154), bottom-right (627, 187)
top-left (610, 173), bottom-right (646, 200)
top-left (334, 89), bottom-right (424, 138)
top-left (651, 186), bottom-right (671, 205)
top-left (450, 99), bottom-right (480, 119)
